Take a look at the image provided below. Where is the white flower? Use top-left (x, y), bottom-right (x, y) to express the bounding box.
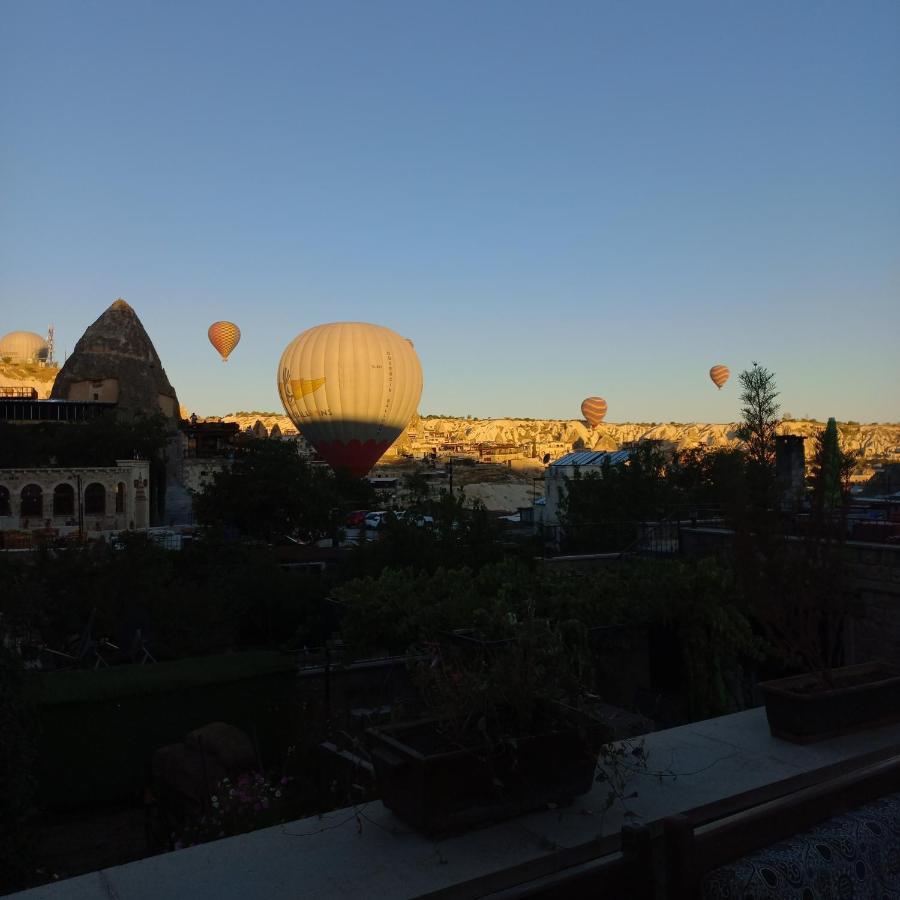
top-left (275, 790), bottom-right (281, 798)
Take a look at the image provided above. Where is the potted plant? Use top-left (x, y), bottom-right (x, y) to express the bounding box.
top-left (366, 612), bottom-right (610, 835)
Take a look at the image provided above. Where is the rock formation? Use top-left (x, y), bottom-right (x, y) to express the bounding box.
top-left (51, 299), bottom-right (180, 420)
top-left (219, 412), bottom-right (900, 464)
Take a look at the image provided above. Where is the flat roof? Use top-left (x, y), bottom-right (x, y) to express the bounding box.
top-left (552, 450), bottom-right (631, 467)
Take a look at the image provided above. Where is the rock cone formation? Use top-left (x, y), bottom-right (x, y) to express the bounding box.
top-left (51, 299), bottom-right (180, 419)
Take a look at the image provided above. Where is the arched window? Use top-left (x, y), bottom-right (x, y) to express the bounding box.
top-left (0, 486), bottom-right (10, 516)
top-left (53, 484), bottom-right (75, 517)
top-left (115, 482), bottom-right (126, 514)
top-left (21, 484), bottom-right (43, 518)
top-left (84, 483), bottom-right (106, 516)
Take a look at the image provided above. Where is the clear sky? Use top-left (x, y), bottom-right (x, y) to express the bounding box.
top-left (1, 1), bottom-right (898, 422)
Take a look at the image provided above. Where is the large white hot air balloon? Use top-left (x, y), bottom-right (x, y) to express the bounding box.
top-left (277, 322), bottom-right (423, 477)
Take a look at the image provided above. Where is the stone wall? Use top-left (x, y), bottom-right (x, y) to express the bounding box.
top-left (844, 542), bottom-right (900, 664)
top-left (681, 526), bottom-right (900, 664)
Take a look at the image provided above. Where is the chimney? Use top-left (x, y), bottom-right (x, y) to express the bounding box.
top-left (776, 435), bottom-right (806, 511)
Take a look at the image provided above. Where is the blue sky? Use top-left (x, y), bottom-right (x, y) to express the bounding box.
top-left (1, 0), bottom-right (898, 422)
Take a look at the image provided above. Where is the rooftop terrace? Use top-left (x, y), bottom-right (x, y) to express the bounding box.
top-left (13, 706), bottom-right (900, 899)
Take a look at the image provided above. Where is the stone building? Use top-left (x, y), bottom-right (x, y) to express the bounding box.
top-left (0, 459), bottom-right (151, 539)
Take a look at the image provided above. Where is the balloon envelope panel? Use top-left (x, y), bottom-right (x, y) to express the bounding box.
top-left (581, 396), bottom-right (608, 427)
top-left (278, 322), bottom-right (423, 477)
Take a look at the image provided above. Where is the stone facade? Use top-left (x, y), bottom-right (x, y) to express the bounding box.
top-left (0, 459), bottom-right (151, 536)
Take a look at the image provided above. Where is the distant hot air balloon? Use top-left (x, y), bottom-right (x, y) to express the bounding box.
top-left (581, 396), bottom-right (608, 428)
top-left (208, 321), bottom-right (241, 362)
top-left (709, 365), bottom-right (730, 390)
top-left (278, 322), bottom-right (423, 477)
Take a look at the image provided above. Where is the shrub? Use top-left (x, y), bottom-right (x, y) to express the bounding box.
top-left (0, 646), bottom-right (35, 893)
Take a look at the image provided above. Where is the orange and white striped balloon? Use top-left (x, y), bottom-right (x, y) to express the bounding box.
top-left (709, 365), bottom-right (730, 390)
top-left (208, 321), bottom-right (241, 362)
top-left (581, 396), bottom-right (608, 428)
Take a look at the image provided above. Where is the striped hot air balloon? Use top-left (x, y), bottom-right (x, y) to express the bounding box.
top-left (278, 322), bottom-right (423, 478)
top-left (581, 396), bottom-right (608, 428)
top-left (709, 365), bottom-right (730, 390)
top-left (208, 321), bottom-right (241, 362)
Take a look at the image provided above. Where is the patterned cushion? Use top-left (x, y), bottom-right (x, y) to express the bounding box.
top-left (702, 792), bottom-right (900, 899)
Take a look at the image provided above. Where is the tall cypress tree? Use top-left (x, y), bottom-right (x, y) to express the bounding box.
top-left (811, 417), bottom-right (856, 514)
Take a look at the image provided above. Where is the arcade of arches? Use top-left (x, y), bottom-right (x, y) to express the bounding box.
top-left (0, 460), bottom-right (151, 535)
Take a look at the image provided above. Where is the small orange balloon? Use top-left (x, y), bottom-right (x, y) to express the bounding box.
top-left (581, 396), bottom-right (608, 428)
top-left (709, 365), bottom-right (730, 390)
top-left (208, 321), bottom-right (241, 362)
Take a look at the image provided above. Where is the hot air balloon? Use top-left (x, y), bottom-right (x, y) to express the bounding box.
top-left (208, 321), bottom-right (241, 362)
top-left (278, 322), bottom-right (423, 477)
top-left (581, 396), bottom-right (608, 428)
top-left (709, 365), bottom-right (730, 390)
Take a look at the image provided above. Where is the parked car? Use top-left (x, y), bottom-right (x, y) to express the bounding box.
top-left (345, 509), bottom-right (368, 528)
top-left (397, 512), bottom-right (435, 529)
top-left (363, 511), bottom-right (391, 530)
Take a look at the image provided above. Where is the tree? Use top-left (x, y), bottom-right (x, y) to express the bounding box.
top-left (194, 439), bottom-right (373, 542)
top-left (558, 443), bottom-right (674, 552)
top-left (735, 362), bottom-right (780, 508)
top-left (736, 362), bottom-right (780, 469)
top-left (809, 418), bottom-right (857, 514)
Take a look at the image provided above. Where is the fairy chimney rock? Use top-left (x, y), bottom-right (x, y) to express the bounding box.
top-left (51, 299), bottom-right (180, 419)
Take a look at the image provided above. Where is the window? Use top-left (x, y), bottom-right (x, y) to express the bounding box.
top-left (53, 483), bottom-right (75, 517)
top-left (115, 482), bottom-right (126, 514)
top-left (21, 484), bottom-right (43, 517)
top-left (84, 482), bottom-right (106, 515)
top-left (0, 486), bottom-right (10, 516)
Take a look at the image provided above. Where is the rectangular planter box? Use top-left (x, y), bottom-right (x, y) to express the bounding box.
top-left (367, 713), bottom-right (601, 836)
top-left (759, 661), bottom-right (900, 743)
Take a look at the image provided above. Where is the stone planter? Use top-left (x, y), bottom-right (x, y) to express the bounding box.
top-left (759, 661), bottom-right (900, 743)
top-left (367, 710), bottom-right (602, 835)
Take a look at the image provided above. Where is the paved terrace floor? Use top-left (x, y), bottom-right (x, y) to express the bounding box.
top-left (14, 707), bottom-right (900, 900)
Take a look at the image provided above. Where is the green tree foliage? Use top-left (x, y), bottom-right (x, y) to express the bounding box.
top-left (668, 447), bottom-right (748, 518)
top-left (346, 491), bottom-right (501, 578)
top-left (193, 439), bottom-right (374, 542)
top-left (558, 443), bottom-right (675, 551)
top-left (735, 362), bottom-right (780, 509)
top-left (0, 535), bottom-right (335, 660)
top-left (0, 646), bottom-right (35, 894)
top-left (336, 557), bottom-right (758, 721)
top-left (810, 417), bottom-right (857, 514)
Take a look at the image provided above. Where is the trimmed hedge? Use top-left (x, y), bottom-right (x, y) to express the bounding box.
top-left (27, 652), bottom-right (299, 810)
top-left (27, 651), bottom-right (296, 706)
